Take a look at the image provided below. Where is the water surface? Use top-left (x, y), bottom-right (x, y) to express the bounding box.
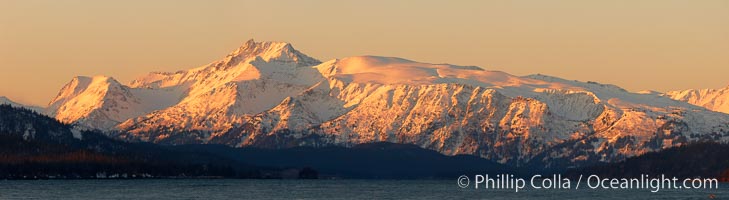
top-left (0, 179), bottom-right (725, 199)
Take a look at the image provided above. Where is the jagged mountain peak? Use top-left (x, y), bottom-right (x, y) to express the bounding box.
top-left (45, 74), bottom-right (175, 130)
top-left (48, 75), bottom-right (122, 107)
top-left (225, 39), bottom-right (320, 66)
top-left (70, 75), bottom-right (121, 85)
top-left (129, 39), bottom-right (322, 89)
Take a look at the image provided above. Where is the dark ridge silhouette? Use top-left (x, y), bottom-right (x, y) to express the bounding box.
top-left (172, 142), bottom-right (518, 179)
top-left (568, 142), bottom-right (729, 181)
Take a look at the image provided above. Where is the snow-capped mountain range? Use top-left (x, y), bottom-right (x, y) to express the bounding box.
top-left (8, 39), bottom-right (729, 167)
top-left (664, 86), bottom-right (729, 114)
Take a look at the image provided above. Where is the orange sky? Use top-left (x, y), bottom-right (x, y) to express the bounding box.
top-left (1, 0), bottom-right (728, 106)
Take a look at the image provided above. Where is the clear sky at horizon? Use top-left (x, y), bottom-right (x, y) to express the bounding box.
top-left (1, 0), bottom-right (728, 106)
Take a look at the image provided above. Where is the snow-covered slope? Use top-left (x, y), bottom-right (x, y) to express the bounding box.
top-left (222, 57), bottom-right (728, 167)
top-left (48, 40), bottom-right (729, 168)
top-left (47, 76), bottom-right (181, 130)
top-left (665, 86), bottom-right (729, 114)
top-left (115, 40), bottom-right (323, 142)
top-left (0, 96), bottom-right (44, 113)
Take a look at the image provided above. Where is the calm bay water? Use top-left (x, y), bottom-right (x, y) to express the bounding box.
top-left (0, 179), bottom-right (726, 199)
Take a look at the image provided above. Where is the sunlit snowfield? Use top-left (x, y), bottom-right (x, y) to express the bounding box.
top-left (0, 179), bottom-right (726, 199)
